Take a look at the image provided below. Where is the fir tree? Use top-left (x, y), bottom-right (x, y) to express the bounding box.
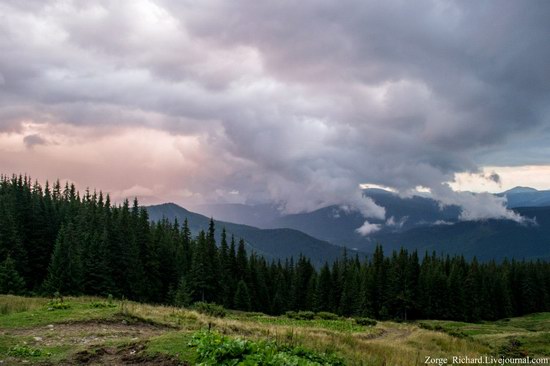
top-left (315, 263), bottom-right (332, 312)
top-left (234, 280), bottom-right (252, 311)
top-left (44, 223), bottom-right (83, 295)
top-left (174, 276), bottom-right (193, 307)
top-left (0, 255), bottom-right (26, 294)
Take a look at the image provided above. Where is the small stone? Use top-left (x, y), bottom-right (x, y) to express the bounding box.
top-left (46, 324), bottom-right (54, 329)
top-left (33, 336), bottom-right (43, 341)
top-left (121, 320), bottom-right (128, 325)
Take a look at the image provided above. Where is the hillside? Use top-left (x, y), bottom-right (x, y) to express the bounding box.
top-left (2, 295), bottom-right (549, 365)
top-left (146, 203), bottom-right (355, 266)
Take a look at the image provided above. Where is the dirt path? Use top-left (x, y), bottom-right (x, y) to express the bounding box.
top-left (365, 325), bottom-right (415, 341)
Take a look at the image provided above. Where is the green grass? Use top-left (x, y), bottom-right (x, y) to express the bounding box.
top-left (235, 314), bottom-right (373, 333)
top-left (146, 331), bottom-right (197, 363)
top-left (0, 295), bottom-right (48, 315)
top-left (418, 313), bottom-right (550, 357)
top-left (1, 295), bottom-right (550, 365)
top-left (0, 296), bottom-right (119, 328)
top-left (0, 335), bottom-right (75, 364)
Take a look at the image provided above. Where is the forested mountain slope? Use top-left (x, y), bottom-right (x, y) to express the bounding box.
top-left (146, 202), bottom-right (351, 266)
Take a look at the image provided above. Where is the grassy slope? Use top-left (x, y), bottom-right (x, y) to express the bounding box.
top-left (0, 295), bottom-right (549, 365)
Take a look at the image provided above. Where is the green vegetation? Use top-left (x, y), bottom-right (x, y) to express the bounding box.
top-left (47, 293), bottom-right (71, 310)
top-left (8, 344), bottom-right (44, 357)
top-left (354, 318), bottom-right (377, 327)
top-left (190, 330), bottom-right (345, 365)
top-left (2, 175), bottom-right (550, 364)
top-left (419, 312), bottom-right (550, 357)
top-left (316, 312), bottom-right (340, 320)
top-left (192, 301), bottom-right (227, 318)
top-left (237, 314), bottom-right (371, 333)
top-left (2, 295), bottom-right (549, 365)
top-left (287, 310), bottom-right (316, 320)
top-left (2, 175), bottom-right (550, 323)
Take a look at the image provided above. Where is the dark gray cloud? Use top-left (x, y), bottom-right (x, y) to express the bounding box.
top-left (0, 0), bottom-right (549, 224)
top-left (486, 172), bottom-right (501, 185)
top-left (22, 133), bottom-right (47, 148)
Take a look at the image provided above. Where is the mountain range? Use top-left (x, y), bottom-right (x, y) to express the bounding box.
top-left (185, 187), bottom-right (550, 262)
top-left (497, 186), bottom-right (550, 208)
top-left (146, 203), bottom-right (356, 266)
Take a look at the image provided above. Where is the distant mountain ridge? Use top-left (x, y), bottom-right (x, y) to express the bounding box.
top-left (497, 186), bottom-right (550, 208)
top-left (373, 206), bottom-right (550, 261)
top-left (190, 187), bottom-right (550, 261)
top-left (193, 203), bottom-right (281, 229)
top-left (146, 203), bottom-right (358, 266)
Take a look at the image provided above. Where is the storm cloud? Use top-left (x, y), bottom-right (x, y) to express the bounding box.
top-left (1, 0), bottom-right (549, 227)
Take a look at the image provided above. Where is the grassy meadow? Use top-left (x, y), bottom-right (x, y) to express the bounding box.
top-left (0, 295), bottom-right (549, 365)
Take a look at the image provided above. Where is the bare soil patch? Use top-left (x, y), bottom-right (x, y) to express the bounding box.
top-left (66, 343), bottom-right (187, 366)
top-left (2, 318), bottom-right (168, 347)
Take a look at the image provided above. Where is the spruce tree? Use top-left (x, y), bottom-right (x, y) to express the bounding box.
top-left (174, 276), bottom-right (193, 307)
top-left (234, 280), bottom-right (252, 311)
top-left (189, 231), bottom-right (216, 302)
top-left (82, 229), bottom-right (114, 296)
top-left (219, 228), bottom-right (233, 308)
top-left (315, 263), bottom-right (332, 312)
top-left (0, 255), bottom-right (26, 294)
top-left (44, 223), bottom-right (83, 295)
top-left (236, 239), bottom-right (248, 281)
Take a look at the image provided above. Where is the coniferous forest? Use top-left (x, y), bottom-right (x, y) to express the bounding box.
top-left (2, 175), bottom-right (550, 322)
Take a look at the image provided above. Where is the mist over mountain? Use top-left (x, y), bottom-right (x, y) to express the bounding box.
top-left (372, 206), bottom-right (550, 261)
top-left (193, 188), bottom-right (550, 261)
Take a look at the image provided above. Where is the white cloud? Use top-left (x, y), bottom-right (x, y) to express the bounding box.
top-left (431, 184), bottom-right (524, 223)
top-left (355, 220), bottom-right (381, 236)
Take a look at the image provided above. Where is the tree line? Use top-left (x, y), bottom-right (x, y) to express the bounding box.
top-left (1, 174), bottom-right (550, 322)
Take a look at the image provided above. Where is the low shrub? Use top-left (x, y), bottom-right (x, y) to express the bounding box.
top-left (192, 301), bottom-right (226, 318)
top-left (417, 322), bottom-right (442, 331)
top-left (315, 312), bottom-right (340, 320)
top-left (189, 330), bottom-right (345, 366)
top-left (286, 310), bottom-right (316, 320)
top-left (47, 300), bottom-right (70, 310)
top-left (90, 294), bottom-right (117, 308)
top-left (417, 322), bottom-right (468, 338)
top-left (8, 345), bottom-right (44, 357)
top-left (446, 330), bottom-right (468, 339)
top-left (354, 317), bottom-right (377, 326)
top-left (90, 301), bottom-right (117, 308)
top-left (499, 338), bottom-right (528, 358)
top-left (46, 292), bottom-right (70, 310)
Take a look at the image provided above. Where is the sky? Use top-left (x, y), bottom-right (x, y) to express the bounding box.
top-left (1, 0), bottom-right (549, 229)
